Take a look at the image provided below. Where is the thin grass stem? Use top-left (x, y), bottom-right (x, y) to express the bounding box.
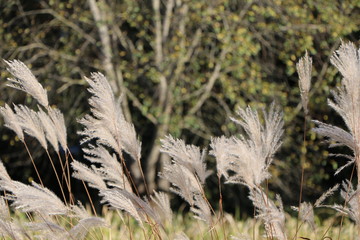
top-left (45, 149), bottom-right (67, 203)
top-left (23, 141), bottom-right (44, 187)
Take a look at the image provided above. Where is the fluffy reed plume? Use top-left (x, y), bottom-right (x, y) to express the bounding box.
top-left (0, 197), bottom-right (27, 240)
top-left (0, 180), bottom-right (68, 216)
top-left (68, 217), bottom-right (106, 239)
top-left (292, 202), bottom-right (315, 230)
top-left (71, 160), bottom-right (107, 190)
top-left (0, 104), bottom-right (24, 142)
top-left (100, 188), bottom-right (160, 228)
top-left (28, 217), bottom-right (105, 240)
top-left (0, 160), bottom-right (104, 239)
top-left (38, 108), bottom-right (60, 152)
top-left (26, 221), bottom-right (67, 240)
top-left (329, 181), bottom-right (359, 224)
top-left (0, 162), bottom-right (11, 187)
top-left (299, 202), bottom-right (315, 230)
top-left (74, 72), bottom-right (170, 232)
top-left (160, 162), bottom-right (200, 205)
top-left (150, 191), bottom-right (172, 224)
top-left (4, 60), bottom-right (49, 107)
top-left (160, 135), bottom-right (211, 184)
top-left (296, 51), bottom-right (312, 115)
top-left (81, 145), bottom-right (131, 190)
top-left (0, 219), bottom-right (26, 240)
top-left (313, 42), bottom-right (360, 156)
top-left (13, 104), bottom-right (47, 149)
top-left (314, 184), bottom-right (339, 207)
top-left (2, 60), bottom-right (68, 152)
top-left (160, 136), bottom-right (212, 224)
top-left (47, 107), bottom-right (68, 151)
top-left (78, 72), bottom-right (141, 161)
top-left (312, 41), bottom-right (360, 233)
top-left (211, 104), bottom-right (286, 239)
top-left (190, 194), bottom-right (212, 225)
top-left (211, 103), bottom-right (284, 188)
top-left (249, 187), bottom-right (286, 240)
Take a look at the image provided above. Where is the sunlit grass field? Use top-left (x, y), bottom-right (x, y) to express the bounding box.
top-left (92, 208), bottom-right (357, 240)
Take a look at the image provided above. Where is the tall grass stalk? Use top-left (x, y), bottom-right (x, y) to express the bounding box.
top-left (294, 50), bottom-right (312, 240)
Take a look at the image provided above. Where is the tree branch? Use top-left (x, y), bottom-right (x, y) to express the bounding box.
top-left (187, 48), bottom-right (228, 115)
top-left (162, 0), bottom-right (175, 42)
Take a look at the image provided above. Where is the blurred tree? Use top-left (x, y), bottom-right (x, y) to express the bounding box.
top-left (0, 0), bottom-right (359, 214)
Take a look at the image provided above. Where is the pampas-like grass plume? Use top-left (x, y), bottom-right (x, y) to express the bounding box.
top-left (160, 135), bottom-right (211, 184)
top-left (71, 160), bottom-right (107, 190)
top-left (160, 161), bottom-right (202, 205)
top-left (82, 145), bottom-right (131, 190)
top-left (297, 51), bottom-right (312, 115)
top-left (150, 191), bottom-right (172, 224)
top-left (249, 187), bottom-right (287, 240)
top-left (0, 104), bottom-right (24, 142)
top-left (292, 202), bottom-right (315, 230)
top-left (329, 181), bottom-right (359, 224)
top-left (160, 136), bottom-right (212, 224)
top-left (47, 107), bottom-right (68, 151)
top-left (0, 160), bottom-right (105, 239)
top-left (38, 108), bottom-right (59, 152)
top-left (211, 103), bottom-right (283, 187)
top-left (100, 188), bottom-right (160, 228)
top-left (4, 60), bottom-right (49, 107)
top-left (13, 104), bottom-right (47, 149)
top-left (78, 72), bottom-right (141, 161)
top-left (313, 42), bottom-right (360, 174)
top-left (0, 180), bottom-right (68, 216)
